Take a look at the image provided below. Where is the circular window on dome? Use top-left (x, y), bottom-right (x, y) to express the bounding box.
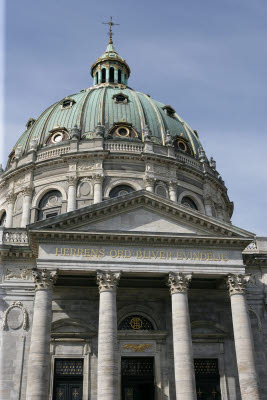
top-left (109, 185), bottom-right (135, 198)
top-left (51, 132), bottom-right (63, 144)
top-left (181, 196), bottom-right (198, 210)
top-left (173, 136), bottom-right (193, 156)
top-left (178, 140), bottom-right (187, 151)
top-left (117, 127), bottom-right (130, 137)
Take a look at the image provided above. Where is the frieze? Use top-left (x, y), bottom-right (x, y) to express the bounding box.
top-left (54, 246), bottom-right (229, 262)
top-left (5, 267), bottom-right (33, 281)
top-left (122, 344), bottom-right (153, 352)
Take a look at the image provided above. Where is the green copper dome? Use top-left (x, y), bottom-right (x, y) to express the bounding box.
top-left (12, 85), bottom-right (201, 157)
top-left (11, 40), bottom-right (202, 159)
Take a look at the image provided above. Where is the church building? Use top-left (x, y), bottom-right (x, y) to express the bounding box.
top-left (0, 29), bottom-right (267, 400)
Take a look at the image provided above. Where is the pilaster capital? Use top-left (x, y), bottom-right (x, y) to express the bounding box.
top-left (226, 274), bottom-right (251, 296)
top-left (32, 269), bottom-right (59, 290)
top-left (67, 175), bottom-right (78, 186)
top-left (167, 272), bottom-right (192, 294)
top-left (93, 174), bottom-right (104, 184)
top-left (96, 270), bottom-right (121, 292)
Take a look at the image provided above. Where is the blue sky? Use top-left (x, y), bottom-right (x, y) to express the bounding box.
top-left (3, 0), bottom-right (267, 235)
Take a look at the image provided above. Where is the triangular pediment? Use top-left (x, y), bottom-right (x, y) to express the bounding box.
top-left (28, 191), bottom-right (254, 242)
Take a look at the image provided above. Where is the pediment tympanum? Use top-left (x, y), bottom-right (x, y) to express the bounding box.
top-left (28, 191), bottom-right (254, 241)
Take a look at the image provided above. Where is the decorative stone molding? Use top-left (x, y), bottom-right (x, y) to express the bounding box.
top-left (5, 267), bottom-right (33, 281)
top-left (93, 174), bottom-right (104, 184)
top-left (32, 269), bottom-right (59, 290)
top-left (2, 301), bottom-right (28, 330)
top-left (143, 125), bottom-right (152, 142)
top-left (15, 145), bottom-right (23, 159)
top-left (167, 272), bottom-right (192, 294)
top-left (226, 274), bottom-right (251, 296)
top-left (29, 138), bottom-right (38, 151)
top-left (96, 270), bottom-right (121, 292)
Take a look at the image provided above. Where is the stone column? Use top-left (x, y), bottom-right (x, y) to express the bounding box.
top-left (21, 186), bottom-right (33, 227)
top-left (5, 193), bottom-right (15, 228)
top-left (143, 176), bottom-right (155, 193)
top-left (96, 270), bottom-right (121, 400)
top-left (168, 181), bottom-right (177, 202)
top-left (26, 269), bottom-right (58, 400)
top-left (227, 274), bottom-right (261, 400)
top-left (67, 176), bottom-right (77, 212)
top-left (168, 272), bottom-right (197, 400)
top-left (93, 174), bottom-right (104, 204)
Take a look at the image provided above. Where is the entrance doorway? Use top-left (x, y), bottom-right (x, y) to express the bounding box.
top-left (53, 359), bottom-right (83, 400)
top-left (194, 359), bottom-right (221, 400)
top-left (121, 357), bottom-right (154, 400)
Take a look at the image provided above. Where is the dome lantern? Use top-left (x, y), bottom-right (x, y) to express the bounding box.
top-left (90, 17), bottom-right (130, 86)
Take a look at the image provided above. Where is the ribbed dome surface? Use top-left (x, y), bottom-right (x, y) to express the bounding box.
top-left (14, 85), bottom-right (201, 157)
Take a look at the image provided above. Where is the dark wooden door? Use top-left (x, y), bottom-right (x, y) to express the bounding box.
top-left (53, 359), bottom-right (83, 400)
top-left (121, 357), bottom-right (154, 400)
top-left (194, 359), bottom-right (221, 400)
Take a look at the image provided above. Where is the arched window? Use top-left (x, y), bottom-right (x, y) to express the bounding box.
top-left (118, 69), bottom-right (122, 84)
top-left (95, 71), bottom-right (98, 84)
top-left (109, 67), bottom-right (114, 83)
top-left (119, 315), bottom-right (154, 331)
top-left (0, 211), bottom-right (6, 226)
top-left (37, 190), bottom-right (62, 221)
top-left (109, 185), bottom-right (135, 198)
top-left (101, 68), bottom-right (106, 83)
top-left (181, 196), bottom-right (198, 210)
top-left (155, 184), bottom-right (168, 199)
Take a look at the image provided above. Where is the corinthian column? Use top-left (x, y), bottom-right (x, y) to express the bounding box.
top-left (96, 270), bottom-right (121, 400)
top-left (67, 176), bottom-right (77, 212)
top-left (168, 272), bottom-right (197, 400)
top-left (21, 186), bottom-right (33, 227)
top-left (93, 174), bottom-right (104, 204)
top-left (227, 274), bottom-right (261, 400)
top-left (26, 269), bottom-right (58, 400)
top-left (5, 192), bottom-right (15, 228)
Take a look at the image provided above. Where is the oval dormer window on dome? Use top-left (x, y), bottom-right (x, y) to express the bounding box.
top-left (113, 92), bottom-right (129, 104)
top-left (109, 122), bottom-right (139, 139)
top-left (26, 118), bottom-right (36, 129)
top-left (61, 98), bottom-right (76, 110)
top-left (173, 136), bottom-right (193, 156)
top-left (46, 127), bottom-right (69, 146)
top-left (162, 105), bottom-right (176, 118)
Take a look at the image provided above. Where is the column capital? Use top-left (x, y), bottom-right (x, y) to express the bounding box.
top-left (67, 175), bottom-right (78, 186)
top-left (143, 175), bottom-right (155, 186)
top-left (96, 270), bottom-right (121, 292)
top-left (6, 191), bottom-right (16, 204)
top-left (168, 180), bottom-right (177, 190)
top-left (167, 272), bottom-right (192, 294)
top-left (227, 273), bottom-right (251, 296)
top-left (32, 269), bottom-right (59, 291)
top-left (93, 173), bottom-right (104, 184)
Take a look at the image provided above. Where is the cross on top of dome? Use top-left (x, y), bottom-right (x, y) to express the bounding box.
top-left (102, 16), bottom-right (119, 45)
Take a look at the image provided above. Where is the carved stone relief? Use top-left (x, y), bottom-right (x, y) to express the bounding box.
top-left (77, 178), bottom-right (92, 198)
top-left (5, 267), bottom-right (33, 281)
top-left (2, 301), bottom-right (28, 330)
